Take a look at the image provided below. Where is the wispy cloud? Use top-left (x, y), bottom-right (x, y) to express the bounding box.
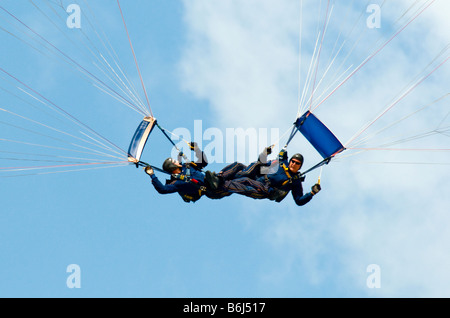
top-left (179, 0), bottom-right (450, 296)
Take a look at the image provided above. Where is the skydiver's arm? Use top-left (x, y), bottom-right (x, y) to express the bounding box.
top-left (278, 148), bottom-right (288, 162)
top-left (192, 142), bottom-right (208, 169)
top-left (258, 147), bottom-right (272, 164)
top-left (291, 180), bottom-right (314, 206)
top-left (150, 174), bottom-right (179, 194)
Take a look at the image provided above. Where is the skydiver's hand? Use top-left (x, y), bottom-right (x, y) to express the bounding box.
top-left (311, 183), bottom-right (321, 195)
top-left (189, 142), bottom-right (198, 151)
top-left (265, 146), bottom-right (272, 155)
top-left (279, 148), bottom-right (287, 161)
top-left (144, 166), bottom-right (154, 176)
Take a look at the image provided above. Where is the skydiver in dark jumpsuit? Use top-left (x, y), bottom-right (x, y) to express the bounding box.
top-left (144, 143), bottom-right (241, 203)
top-left (205, 147), bottom-right (321, 206)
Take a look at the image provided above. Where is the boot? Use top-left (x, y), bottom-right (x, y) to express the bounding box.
top-left (205, 171), bottom-right (222, 191)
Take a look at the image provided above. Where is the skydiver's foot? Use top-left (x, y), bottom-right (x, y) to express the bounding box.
top-left (205, 171), bottom-right (221, 191)
top-left (204, 171), bottom-right (213, 189)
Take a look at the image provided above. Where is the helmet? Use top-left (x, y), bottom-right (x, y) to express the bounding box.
top-left (162, 158), bottom-right (180, 173)
top-left (290, 153), bottom-right (304, 166)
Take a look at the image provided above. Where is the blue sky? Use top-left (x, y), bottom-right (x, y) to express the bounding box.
top-left (0, 0), bottom-right (449, 298)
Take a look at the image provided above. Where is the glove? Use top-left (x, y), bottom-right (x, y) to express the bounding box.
top-left (311, 183), bottom-right (321, 195)
top-left (278, 148), bottom-right (287, 161)
top-left (189, 142), bottom-right (198, 151)
top-left (144, 166), bottom-right (154, 176)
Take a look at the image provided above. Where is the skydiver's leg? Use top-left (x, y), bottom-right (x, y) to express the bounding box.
top-left (223, 177), bottom-right (270, 199)
top-left (205, 189), bottom-right (233, 200)
top-left (235, 161), bottom-right (261, 179)
top-left (205, 162), bottom-right (246, 191)
top-left (218, 162), bottom-right (246, 180)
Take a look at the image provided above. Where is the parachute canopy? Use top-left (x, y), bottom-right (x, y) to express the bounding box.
top-left (295, 111), bottom-right (345, 160)
top-left (128, 116), bottom-right (156, 163)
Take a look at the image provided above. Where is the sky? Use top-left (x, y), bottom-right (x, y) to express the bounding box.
top-left (0, 0), bottom-right (449, 298)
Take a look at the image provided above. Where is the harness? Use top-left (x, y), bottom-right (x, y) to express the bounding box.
top-left (169, 162), bottom-right (207, 203)
top-left (264, 162), bottom-right (305, 203)
top-left (280, 163), bottom-right (305, 185)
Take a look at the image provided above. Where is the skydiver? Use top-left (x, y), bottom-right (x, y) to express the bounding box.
top-left (144, 142), bottom-right (242, 203)
top-left (205, 147), bottom-right (321, 206)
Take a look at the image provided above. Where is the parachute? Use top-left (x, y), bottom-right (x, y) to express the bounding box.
top-left (278, 110), bottom-right (345, 177)
top-left (127, 116), bottom-right (156, 164)
top-left (126, 115), bottom-right (190, 171)
top-left (0, 1), bottom-right (448, 180)
top-left (295, 111), bottom-right (345, 160)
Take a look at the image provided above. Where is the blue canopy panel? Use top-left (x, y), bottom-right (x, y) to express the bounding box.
top-left (295, 111), bottom-right (345, 159)
top-left (127, 116), bottom-right (156, 163)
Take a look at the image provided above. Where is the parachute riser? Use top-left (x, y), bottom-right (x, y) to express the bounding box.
top-left (155, 122), bottom-right (189, 163)
top-left (300, 156), bottom-right (331, 177)
top-left (136, 160), bottom-right (171, 175)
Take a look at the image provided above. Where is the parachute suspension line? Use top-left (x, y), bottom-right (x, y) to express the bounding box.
top-left (5, 81), bottom-right (127, 147)
top-left (356, 42), bottom-right (449, 141)
top-left (297, 0), bottom-right (326, 117)
top-left (375, 127), bottom-right (450, 149)
top-left (0, 82), bottom-right (62, 122)
top-left (35, 0), bottom-right (149, 115)
top-left (437, 107), bottom-right (450, 131)
top-left (29, 0), bottom-right (72, 45)
top-left (0, 149), bottom-right (123, 163)
top-left (0, 161), bottom-right (129, 172)
top-left (117, 0), bottom-right (153, 117)
top-left (0, 16), bottom-right (59, 61)
top-left (44, 0), bottom-right (149, 116)
top-left (71, 0), bottom-right (150, 115)
top-left (308, 0), bottom-right (331, 112)
top-left (353, 44), bottom-right (450, 147)
top-left (310, 0), bottom-right (436, 113)
top-left (93, 56), bottom-right (149, 116)
top-left (296, 0), bottom-right (304, 118)
top-left (0, 67), bottom-right (128, 157)
top-left (307, 64), bottom-right (353, 112)
top-left (349, 93), bottom-right (450, 149)
top-left (43, 0), bottom-right (66, 21)
top-left (322, 0), bottom-right (369, 78)
top-left (345, 147), bottom-right (450, 153)
top-left (2, 76), bottom-right (128, 157)
top-left (303, 6), bottom-right (337, 113)
top-left (332, 158), bottom-right (450, 167)
top-left (298, 31), bottom-right (322, 117)
top-left (0, 107), bottom-right (125, 159)
top-left (0, 161), bottom-right (129, 178)
top-left (78, 131), bottom-right (128, 159)
top-left (394, 0), bottom-right (422, 25)
top-left (0, 156), bottom-right (112, 165)
top-left (0, 5), bottom-right (144, 117)
top-left (0, 137), bottom-right (124, 161)
top-left (0, 121), bottom-right (125, 162)
top-left (1, 15), bottom-right (148, 118)
top-left (304, 0), bottom-right (376, 111)
top-left (345, 55), bottom-right (449, 148)
top-left (298, 0), bottom-right (334, 116)
top-left (78, 0), bottom-right (149, 114)
top-left (92, 82), bottom-right (147, 117)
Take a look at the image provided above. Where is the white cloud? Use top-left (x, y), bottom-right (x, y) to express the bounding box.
top-left (180, 0), bottom-right (300, 129)
top-left (179, 0), bottom-right (450, 296)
